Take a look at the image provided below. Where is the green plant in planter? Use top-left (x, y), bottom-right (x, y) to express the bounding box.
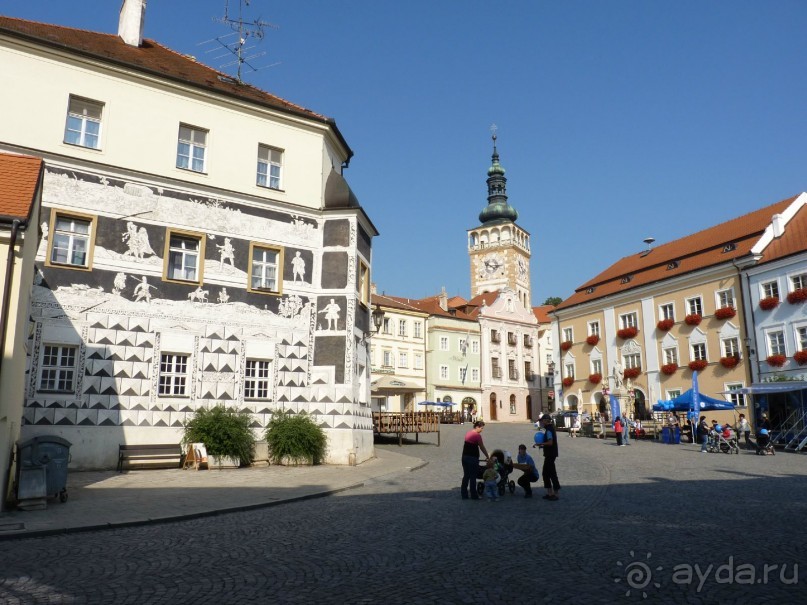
top-left (182, 405), bottom-right (256, 465)
top-left (265, 410), bottom-right (327, 465)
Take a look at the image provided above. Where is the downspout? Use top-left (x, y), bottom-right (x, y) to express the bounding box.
top-left (733, 257), bottom-right (759, 384)
top-left (0, 219), bottom-right (23, 385)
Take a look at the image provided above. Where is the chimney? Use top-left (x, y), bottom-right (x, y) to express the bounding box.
top-left (772, 214), bottom-right (785, 238)
top-left (438, 286), bottom-right (448, 311)
top-left (119, 0), bottom-right (146, 47)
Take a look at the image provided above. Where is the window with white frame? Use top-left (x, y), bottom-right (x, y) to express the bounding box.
top-left (244, 359), bottom-right (271, 399)
top-left (620, 312), bottom-right (638, 329)
top-left (659, 303), bottom-right (674, 321)
top-left (726, 383), bottom-right (745, 407)
top-left (256, 145), bottom-right (282, 189)
top-left (48, 213), bottom-right (95, 269)
top-left (158, 353), bottom-right (188, 396)
top-left (686, 296), bottom-right (703, 316)
top-left (663, 347), bottom-right (678, 365)
top-left (472, 340), bottom-right (479, 354)
top-left (39, 345), bottom-right (77, 392)
top-left (413, 321), bottom-right (422, 338)
top-left (491, 357), bottom-right (501, 378)
top-left (166, 231), bottom-right (203, 283)
top-left (767, 330), bottom-right (785, 356)
top-left (459, 338), bottom-right (467, 353)
top-left (248, 244), bottom-right (282, 293)
top-left (382, 350), bottom-right (394, 367)
top-left (722, 337), bottom-right (740, 358)
top-left (509, 394), bottom-right (516, 414)
top-left (691, 343), bottom-right (707, 361)
top-left (716, 289), bottom-right (734, 309)
top-left (414, 354), bottom-right (423, 370)
top-left (471, 368), bottom-right (480, 382)
top-left (439, 336), bottom-right (449, 351)
top-left (797, 326), bottom-right (807, 351)
top-left (761, 280), bottom-right (779, 299)
top-left (398, 352), bottom-right (408, 367)
top-left (459, 367), bottom-right (468, 382)
top-left (666, 389), bottom-right (682, 399)
top-left (564, 362), bottom-right (575, 379)
top-left (382, 318), bottom-right (391, 334)
top-left (791, 272), bottom-right (807, 291)
top-left (440, 365), bottom-right (449, 380)
top-left (64, 96), bottom-right (103, 149)
top-left (562, 327), bottom-right (573, 342)
top-left (591, 359), bottom-right (602, 375)
top-left (398, 320), bottom-right (407, 337)
top-left (588, 321), bottom-right (600, 337)
top-left (358, 261), bottom-right (370, 306)
top-left (624, 353), bottom-right (641, 369)
top-left (176, 124), bottom-right (207, 172)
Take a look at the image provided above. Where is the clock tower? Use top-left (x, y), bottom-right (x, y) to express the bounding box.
top-left (467, 129), bottom-right (532, 308)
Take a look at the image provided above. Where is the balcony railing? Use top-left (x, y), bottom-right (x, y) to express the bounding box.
top-left (509, 370), bottom-right (519, 380)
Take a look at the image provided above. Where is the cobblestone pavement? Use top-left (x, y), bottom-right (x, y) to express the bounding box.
top-left (1, 423), bottom-right (806, 604)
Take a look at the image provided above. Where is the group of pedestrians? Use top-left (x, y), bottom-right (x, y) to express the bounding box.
top-left (460, 415), bottom-right (561, 502)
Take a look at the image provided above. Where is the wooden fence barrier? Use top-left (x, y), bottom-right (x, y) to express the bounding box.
top-left (372, 412), bottom-right (441, 446)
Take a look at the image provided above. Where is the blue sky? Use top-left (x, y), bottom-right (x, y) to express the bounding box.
top-left (4, 1), bottom-right (807, 304)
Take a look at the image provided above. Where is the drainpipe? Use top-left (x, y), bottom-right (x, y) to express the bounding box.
top-left (0, 219), bottom-right (24, 386)
top-left (732, 257), bottom-right (759, 384)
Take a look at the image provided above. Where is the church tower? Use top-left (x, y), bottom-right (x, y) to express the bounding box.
top-left (467, 130), bottom-right (532, 308)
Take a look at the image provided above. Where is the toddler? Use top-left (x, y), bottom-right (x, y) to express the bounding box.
top-left (482, 458), bottom-right (500, 501)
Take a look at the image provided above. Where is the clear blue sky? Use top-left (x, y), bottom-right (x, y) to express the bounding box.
top-left (5, 1), bottom-right (807, 304)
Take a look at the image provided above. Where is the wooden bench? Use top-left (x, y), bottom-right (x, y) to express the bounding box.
top-left (117, 444), bottom-right (183, 472)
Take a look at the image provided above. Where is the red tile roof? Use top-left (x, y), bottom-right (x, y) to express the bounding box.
top-left (0, 15), bottom-right (351, 157)
top-left (556, 195), bottom-right (800, 311)
top-left (757, 202), bottom-right (807, 265)
top-left (532, 305), bottom-right (554, 324)
top-left (0, 152), bottom-right (43, 220)
top-left (371, 293), bottom-right (477, 321)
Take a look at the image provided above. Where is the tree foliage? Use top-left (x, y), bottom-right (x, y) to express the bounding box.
top-left (544, 296), bottom-right (563, 307)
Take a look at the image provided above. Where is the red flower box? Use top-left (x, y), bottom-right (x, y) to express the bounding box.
top-left (787, 289), bottom-right (807, 304)
top-left (617, 327), bottom-right (638, 339)
top-left (714, 306), bottom-right (736, 320)
top-left (588, 373), bottom-right (602, 385)
top-left (766, 354), bottom-right (787, 367)
top-left (657, 319), bottom-right (674, 331)
top-left (560, 340), bottom-right (573, 351)
top-left (759, 296), bottom-right (779, 310)
top-left (623, 367), bottom-right (641, 379)
top-left (661, 363), bottom-right (677, 376)
top-left (794, 350), bottom-right (807, 366)
top-left (688, 359), bottom-right (708, 372)
top-left (562, 377), bottom-right (574, 388)
top-left (586, 335), bottom-right (600, 346)
top-left (719, 356), bottom-right (739, 369)
top-left (684, 313), bottom-right (702, 326)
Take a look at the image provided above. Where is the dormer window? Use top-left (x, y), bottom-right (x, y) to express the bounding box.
top-left (722, 243), bottom-right (736, 253)
top-left (667, 261), bottom-right (679, 270)
top-left (621, 275), bottom-right (633, 284)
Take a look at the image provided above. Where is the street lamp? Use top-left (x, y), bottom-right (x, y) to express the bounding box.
top-left (361, 304), bottom-right (386, 346)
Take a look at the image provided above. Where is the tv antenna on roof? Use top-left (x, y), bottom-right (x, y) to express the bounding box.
top-left (199, 0), bottom-right (279, 83)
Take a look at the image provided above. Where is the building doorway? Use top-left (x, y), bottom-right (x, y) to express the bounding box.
top-left (526, 395), bottom-right (533, 421)
top-left (489, 393), bottom-right (498, 421)
top-left (633, 389), bottom-right (649, 420)
top-left (462, 397), bottom-right (477, 423)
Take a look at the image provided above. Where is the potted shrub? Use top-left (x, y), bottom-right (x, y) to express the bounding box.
top-left (182, 405), bottom-right (256, 468)
top-left (794, 350), bottom-right (807, 366)
top-left (719, 356), bottom-right (739, 369)
top-left (264, 410), bottom-right (327, 465)
top-left (688, 359), bottom-right (708, 372)
top-left (787, 289), bottom-right (807, 304)
top-left (588, 373), bottom-right (602, 385)
top-left (766, 354), bottom-right (787, 368)
top-left (562, 377), bottom-right (574, 388)
top-left (617, 327), bottom-right (638, 339)
top-left (714, 306), bottom-right (736, 320)
top-left (661, 363), bottom-right (677, 376)
top-left (560, 340), bottom-right (573, 351)
top-left (657, 319), bottom-right (674, 331)
top-left (684, 313), bottom-right (702, 326)
top-left (759, 296), bottom-right (779, 310)
top-left (586, 334), bottom-right (600, 346)
top-left (623, 367), bottom-right (641, 379)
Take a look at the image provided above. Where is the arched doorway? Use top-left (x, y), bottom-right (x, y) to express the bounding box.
top-left (567, 394), bottom-right (579, 412)
top-left (489, 393), bottom-right (498, 421)
top-left (634, 389), bottom-right (648, 420)
top-left (462, 397), bottom-right (477, 422)
top-left (526, 395), bottom-right (533, 421)
top-left (597, 394), bottom-right (608, 421)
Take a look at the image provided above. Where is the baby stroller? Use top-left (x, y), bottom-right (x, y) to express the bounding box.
top-left (755, 429), bottom-right (776, 455)
top-left (706, 427), bottom-right (740, 454)
top-left (476, 449), bottom-right (516, 497)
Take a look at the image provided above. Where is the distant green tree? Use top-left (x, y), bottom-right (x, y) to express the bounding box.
top-left (543, 296), bottom-right (563, 307)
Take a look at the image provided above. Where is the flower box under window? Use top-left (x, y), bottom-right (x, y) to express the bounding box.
top-left (562, 377), bottom-right (574, 388)
top-left (560, 341), bottom-right (573, 351)
top-left (719, 356), bottom-right (739, 369)
top-left (623, 367), bottom-right (641, 379)
top-left (585, 335), bottom-right (600, 346)
top-left (684, 313), bottom-right (702, 326)
top-left (714, 306), bottom-right (736, 320)
top-left (661, 363), bottom-right (677, 376)
top-left (588, 373), bottom-right (602, 385)
top-left (657, 319), bottom-right (674, 332)
top-left (787, 289), bottom-right (807, 305)
top-left (617, 327), bottom-right (638, 339)
top-left (759, 296), bottom-right (779, 311)
top-left (766, 354), bottom-right (787, 368)
top-left (688, 359), bottom-right (708, 372)
top-left (794, 350), bottom-right (807, 366)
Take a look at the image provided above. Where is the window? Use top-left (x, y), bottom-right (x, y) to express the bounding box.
top-left (792, 273), bottom-right (807, 291)
top-left (525, 360), bottom-right (533, 380)
top-left (382, 318), bottom-right (391, 334)
top-left (797, 326), bottom-right (807, 351)
top-left (663, 347), bottom-right (678, 365)
top-left (761, 280), bottom-right (779, 299)
top-left (413, 322), bottom-right (422, 338)
top-left (439, 336), bottom-right (449, 351)
top-left (562, 327), bottom-right (573, 342)
top-left (767, 330), bottom-right (785, 356)
top-left (686, 296), bottom-right (703, 316)
top-left (507, 332), bottom-right (517, 345)
top-left (624, 353), bottom-right (641, 369)
top-left (524, 334), bottom-right (534, 347)
top-left (726, 383), bottom-right (745, 407)
top-left (508, 359), bottom-right (518, 380)
top-left (588, 321), bottom-right (600, 337)
top-left (472, 340), bottom-right (479, 354)
top-left (667, 389), bottom-right (682, 399)
top-left (358, 260), bottom-right (370, 306)
top-left (491, 329), bottom-right (501, 343)
top-left (382, 350), bottom-right (393, 367)
top-left (248, 244), bottom-right (282, 293)
top-left (659, 303), bottom-right (674, 321)
top-left (64, 96), bottom-right (102, 149)
top-left (257, 145), bottom-right (282, 189)
top-left (440, 365), bottom-right (449, 380)
top-left (691, 343), bottom-right (707, 361)
top-left (176, 124), bottom-right (208, 172)
top-left (39, 345), bottom-right (77, 392)
top-left (414, 354), bottom-right (423, 370)
top-left (491, 357), bottom-right (501, 378)
top-left (459, 367), bottom-right (467, 382)
top-left (398, 352), bottom-right (408, 368)
top-left (244, 359), bottom-right (271, 399)
top-left (398, 320), bottom-right (407, 337)
top-left (509, 395), bottom-right (516, 415)
top-left (158, 353), bottom-right (188, 396)
top-left (564, 363), bottom-right (575, 379)
top-left (620, 312), bottom-right (638, 329)
top-left (459, 338), bottom-right (467, 353)
top-left (716, 289), bottom-right (734, 308)
top-left (471, 368), bottom-right (480, 382)
top-left (722, 337), bottom-right (740, 358)
top-left (165, 231), bottom-right (204, 283)
top-left (48, 212), bottom-right (96, 269)
top-left (591, 359), bottom-right (602, 375)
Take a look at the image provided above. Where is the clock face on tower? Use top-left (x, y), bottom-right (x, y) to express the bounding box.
top-left (517, 258), bottom-right (527, 278)
top-left (483, 255), bottom-right (503, 275)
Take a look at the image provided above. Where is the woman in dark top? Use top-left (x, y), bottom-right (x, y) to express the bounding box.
top-left (460, 420), bottom-right (489, 500)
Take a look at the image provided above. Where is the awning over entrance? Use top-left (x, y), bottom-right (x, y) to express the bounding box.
top-left (370, 375), bottom-right (423, 394)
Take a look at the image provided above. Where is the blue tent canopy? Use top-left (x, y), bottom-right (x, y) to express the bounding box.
top-left (417, 401), bottom-right (452, 407)
top-left (653, 388), bottom-right (735, 412)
